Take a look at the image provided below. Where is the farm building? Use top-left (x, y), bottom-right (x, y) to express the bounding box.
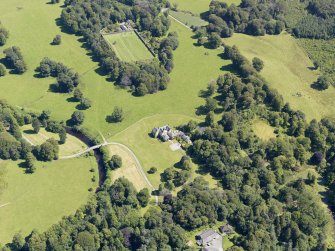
top-left (196, 229), bottom-right (220, 246)
top-left (219, 224), bottom-right (234, 235)
top-left (151, 125), bottom-right (192, 144)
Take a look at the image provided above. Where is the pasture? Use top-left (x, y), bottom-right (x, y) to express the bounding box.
top-left (0, 0), bottom-right (228, 139)
top-left (0, 157), bottom-right (97, 243)
top-left (224, 32), bottom-right (335, 121)
top-left (21, 125), bottom-right (86, 156)
top-left (169, 10), bottom-right (208, 27)
top-left (103, 31), bottom-right (153, 62)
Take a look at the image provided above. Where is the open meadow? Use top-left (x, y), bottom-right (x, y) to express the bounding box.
top-left (103, 32), bottom-right (153, 62)
top-left (0, 0), bottom-right (228, 139)
top-left (0, 157), bottom-right (97, 243)
top-left (224, 32), bottom-right (335, 121)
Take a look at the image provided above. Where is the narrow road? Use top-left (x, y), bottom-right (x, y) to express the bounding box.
top-left (22, 135), bottom-right (34, 146)
top-left (168, 14), bottom-right (191, 30)
top-left (0, 203), bottom-right (10, 208)
top-left (60, 141), bottom-right (159, 205)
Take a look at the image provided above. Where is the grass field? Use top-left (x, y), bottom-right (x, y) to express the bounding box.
top-left (21, 125), bottom-right (86, 156)
top-left (0, 0), bottom-right (227, 139)
top-left (109, 144), bottom-right (150, 191)
top-left (170, 0), bottom-right (241, 15)
top-left (252, 120), bottom-right (276, 141)
top-left (224, 32), bottom-right (335, 121)
top-left (169, 10), bottom-right (208, 27)
top-left (103, 31), bottom-right (153, 62)
top-left (0, 158), bottom-right (97, 243)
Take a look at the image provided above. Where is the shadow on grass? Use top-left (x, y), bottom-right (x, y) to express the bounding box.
top-left (66, 97), bottom-right (78, 103)
top-left (23, 129), bottom-right (36, 135)
top-left (195, 105), bottom-right (208, 116)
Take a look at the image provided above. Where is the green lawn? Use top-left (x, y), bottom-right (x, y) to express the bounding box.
top-left (111, 114), bottom-right (217, 188)
top-left (224, 32), bottom-right (335, 121)
top-left (21, 125), bottom-right (87, 156)
top-left (169, 10), bottom-right (208, 27)
top-left (170, 0), bottom-right (241, 15)
top-left (109, 144), bottom-right (150, 191)
top-left (0, 158), bottom-right (98, 244)
top-left (103, 31), bottom-right (153, 62)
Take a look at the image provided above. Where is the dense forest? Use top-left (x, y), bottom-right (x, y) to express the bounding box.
top-left (60, 0), bottom-right (179, 96)
top-left (203, 0), bottom-right (335, 40)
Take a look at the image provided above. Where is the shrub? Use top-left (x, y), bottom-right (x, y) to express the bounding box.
top-left (52, 35), bottom-right (62, 45)
top-left (71, 111), bottom-right (85, 125)
top-left (109, 106), bottom-right (124, 123)
top-left (148, 166), bottom-right (157, 174)
top-left (109, 154), bottom-right (122, 169)
top-left (316, 75), bottom-right (332, 90)
top-left (0, 64), bottom-right (6, 76)
top-left (80, 98), bottom-right (92, 109)
top-left (252, 57), bottom-right (264, 72)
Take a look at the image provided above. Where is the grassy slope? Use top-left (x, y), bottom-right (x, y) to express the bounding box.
top-left (0, 0), bottom-right (227, 138)
top-left (21, 125), bottom-right (86, 156)
top-left (0, 158), bottom-right (97, 243)
top-left (169, 10), bottom-right (208, 27)
top-left (224, 32), bottom-right (335, 121)
top-left (104, 32), bottom-right (153, 62)
top-left (111, 114), bottom-right (218, 189)
top-left (109, 144), bottom-right (150, 191)
top-left (85, 18), bottom-right (227, 137)
top-left (170, 0), bottom-right (241, 15)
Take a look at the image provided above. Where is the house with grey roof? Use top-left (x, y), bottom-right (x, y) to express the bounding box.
top-left (196, 229), bottom-right (220, 246)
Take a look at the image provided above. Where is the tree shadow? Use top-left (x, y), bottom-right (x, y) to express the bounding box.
top-left (195, 105), bottom-right (208, 116)
top-left (23, 129), bottom-right (36, 135)
top-left (55, 18), bottom-right (74, 35)
top-left (48, 83), bottom-right (59, 93)
top-left (76, 104), bottom-right (89, 110)
top-left (310, 82), bottom-right (325, 91)
top-left (200, 11), bottom-right (210, 21)
top-left (66, 97), bottom-right (77, 103)
top-left (66, 118), bottom-right (75, 127)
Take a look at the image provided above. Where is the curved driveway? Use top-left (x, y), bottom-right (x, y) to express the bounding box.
top-left (60, 141), bottom-right (159, 205)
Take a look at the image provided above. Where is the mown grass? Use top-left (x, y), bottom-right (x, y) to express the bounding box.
top-left (224, 32), bottom-right (335, 121)
top-left (169, 10), bottom-right (208, 27)
top-left (108, 144), bottom-right (150, 191)
top-left (21, 125), bottom-right (86, 156)
top-left (103, 32), bottom-right (153, 62)
top-left (0, 157), bottom-right (97, 244)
